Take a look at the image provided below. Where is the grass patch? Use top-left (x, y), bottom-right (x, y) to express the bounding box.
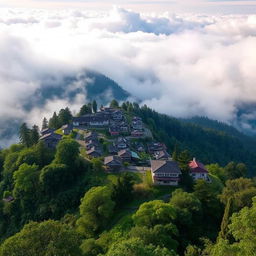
top-left (54, 128), bottom-right (63, 135)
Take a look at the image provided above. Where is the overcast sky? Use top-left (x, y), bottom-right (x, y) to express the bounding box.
top-left (0, 1), bottom-right (256, 146)
top-left (1, 0), bottom-right (256, 13)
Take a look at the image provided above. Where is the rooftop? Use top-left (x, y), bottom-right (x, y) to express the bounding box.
top-left (151, 160), bottom-right (181, 174)
top-left (104, 155), bottom-right (122, 165)
top-left (189, 158), bottom-right (208, 173)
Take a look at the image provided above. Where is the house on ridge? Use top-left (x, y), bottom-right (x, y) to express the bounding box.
top-left (154, 150), bottom-right (170, 160)
top-left (41, 128), bottom-right (54, 136)
top-left (39, 133), bottom-right (62, 148)
top-left (104, 155), bottom-right (123, 172)
top-left (61, 124), bottom-right (73, 135)
top-left (85, 131), bottom-right (98, 143)
top-left (87, 147), bottom-right (102, 158)
top-left (151, 160), bottom-right (181, 186)
top-left (118, 149), bottom-right (132, 162)
top-left (188, 158), bottom-right (211, 182)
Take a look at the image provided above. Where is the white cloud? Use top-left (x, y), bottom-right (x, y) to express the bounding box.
top-left (1, 7), bottom-right (256, 146)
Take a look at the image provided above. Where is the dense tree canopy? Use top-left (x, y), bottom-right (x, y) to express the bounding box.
top-left (209, 197), bottom-right (256, 256)
top-left (77, 186), bottom-right (115, 237)
top-left (133, 200), bottom-right (176, 228)
top-left (0, 220), bottom-right (82, 256)
top-left (54, 139), bottom-right (80, 166)
top-left (106, 238), bottom-right (177, 256)
top-left (13, 164), bottom-right (39, 199)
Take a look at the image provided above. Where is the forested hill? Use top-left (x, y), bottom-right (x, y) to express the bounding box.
top-left (129, 104), bottom-right (256, 175)
top-left (1, 100), bottom-right (256, 255)
top-left (181, 116), bottom-right (256, 154)
top-left (181, 116), bottom-right (245, 138)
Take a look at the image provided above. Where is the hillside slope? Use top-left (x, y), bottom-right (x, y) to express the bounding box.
top-left (131, 105), bottom-right (256, 175)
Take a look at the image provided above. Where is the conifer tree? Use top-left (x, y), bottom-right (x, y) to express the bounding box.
top-left (79, 104), bottom-right (91, 116)
top-left (121, 102), bottom-right (127, 111)
top-left (19, 123), bottom-right (31, 147)
top-left (30, 125), bottom-right (39, 145)
top-left (177, 150), bottom-right (191, 171)
top-left (92, 100), bottom-right (97, 113)
top-left (87, 102), bottom-right (92, 114)
top-left (42, 117), bottom-right (48, 130)
top-left (110, 99), bottom-right (119, 108)
top-left (58, 107), bottom-right (72, 126)
top-left (219, 197), bottom-right (233, 239)
top-left (48, 112), bottom-right (59, 129)
top-left (172, 143), bottom-right (179, 161)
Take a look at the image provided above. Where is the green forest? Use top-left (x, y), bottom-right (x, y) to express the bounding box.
top-left (0, 100), bottom-right (256, 256)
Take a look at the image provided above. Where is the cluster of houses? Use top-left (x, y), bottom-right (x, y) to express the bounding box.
top-left (38, 107), bottom-right (211, 187)
top-left (104, 136), bottom-right (141, 171)
top-left (147, 142), bottom-right (170, 160)
top-left (85, 131), bottom-right (103, 158)
top-left (73, 107), bottom-right (145, 138)
top-left (151, 157), bottom-right (211, 186)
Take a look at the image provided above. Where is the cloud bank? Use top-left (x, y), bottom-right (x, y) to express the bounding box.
top-left (1, 7), bottom-right (256, 145)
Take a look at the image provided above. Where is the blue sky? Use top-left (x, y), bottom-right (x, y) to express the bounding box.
top-left (1, 0), bottom-right (256, 13)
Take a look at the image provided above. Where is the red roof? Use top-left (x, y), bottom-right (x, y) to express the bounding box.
top-left (189, 158), bottom-right (208, 174)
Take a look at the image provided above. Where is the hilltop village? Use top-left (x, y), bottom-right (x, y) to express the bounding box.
top-left (40, 105), bottom-right (211, 186)
top-left (1, 100), bottom-right (252, 256)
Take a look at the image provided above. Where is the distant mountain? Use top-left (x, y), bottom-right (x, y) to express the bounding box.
top-left (0, 71), bottom-right (130, 147)
top-left (23, 71), bottom-right (130, 111)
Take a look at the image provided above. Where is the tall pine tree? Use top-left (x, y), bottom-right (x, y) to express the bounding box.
top-left (92, 100), bottom-right (97, 113)
top-left (219, 197), bottom-right (233, 239)
top-left (19, 123), bottom-right (31, 147)
top-left (48, 112), bottom-right (60, 129)
top-left (42, 117), bottom-right (48, 130)
top-left (79, 104), bottom-right (91, 116)
top-left (58, 107), bottom-right (72, 126)
top-left (30, 125), bottom-right (39, 145)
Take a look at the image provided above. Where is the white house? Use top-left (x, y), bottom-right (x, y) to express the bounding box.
top-left (189, 158), bottom-right (211, 182)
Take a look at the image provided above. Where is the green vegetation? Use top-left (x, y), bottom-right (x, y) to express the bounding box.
top-left (0, 99), bottom-right (256, 255)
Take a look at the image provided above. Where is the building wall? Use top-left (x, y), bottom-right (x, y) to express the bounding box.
top-left (151, 172), bottom-right (179, 186)
top-left (154, 180), bottom-right (179, 186)
top-left (191, 172), bottom-right (208, 181)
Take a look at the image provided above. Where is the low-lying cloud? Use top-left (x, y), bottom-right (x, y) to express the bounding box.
top-left (1, 7), bottom-right (256, 146)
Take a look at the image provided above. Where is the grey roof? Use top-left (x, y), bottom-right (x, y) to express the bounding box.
top-left (155, 150), bottom-right (170, 160)
top-left (151, 160), bottom-right (181, 174)
top-left (41, 128), bottom-right (54, 134)
top-left (87, 147), bottom-right (102, 156)
top-left (100, 107), bottom-right (117, 113)
top-left (73, 113), bottom-right (109, 123)
top-left (40, 132), bottom-right (62, 140)
top-left (118, 149), bottom-right (132, 157)
top-left (86, 140), bottom-right (98, 145)
top-left (104, 155), bottom-right (122, 165)
top-left (61, 124), bottom-right (73, 130)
